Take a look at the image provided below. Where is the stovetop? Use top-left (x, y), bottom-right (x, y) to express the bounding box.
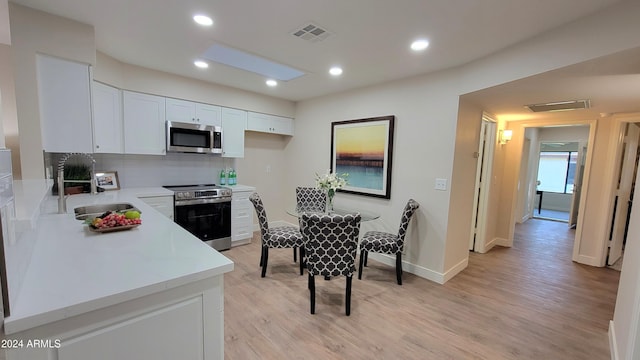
top-left (163, 184), bottom-right (232, 199)
top-left (163, 184), bottom-right (222, 192)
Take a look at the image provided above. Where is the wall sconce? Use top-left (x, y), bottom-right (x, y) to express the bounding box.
top-left (499, 129), bottom-right (513, 145)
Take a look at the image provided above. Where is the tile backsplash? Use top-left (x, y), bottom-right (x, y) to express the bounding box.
top-left (45, 152), bottom-right (235, 188)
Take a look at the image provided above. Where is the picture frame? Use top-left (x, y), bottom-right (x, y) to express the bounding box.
top-left (95, 171), bottom-right (120, 191)
top-left (330, 115), bottom-right (395, 199)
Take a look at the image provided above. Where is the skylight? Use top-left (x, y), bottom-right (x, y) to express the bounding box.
top-left (202, 44), bottom-right (305, 81)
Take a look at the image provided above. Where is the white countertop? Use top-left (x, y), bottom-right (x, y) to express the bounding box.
top-left (4, 189), bottom-right (234, 334)
top-left (228, 184), bottom-right (255, 192)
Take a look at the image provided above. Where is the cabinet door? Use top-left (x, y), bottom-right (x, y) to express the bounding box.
top-left (57, 297), bottom-right (205, 360)
top-left (232, 190), bottom-right (253, 245)
top-left (221, 108), bottom-right (246, 158)
top-left (123, 91), bottom-right (166, 155)
top-left (196, 103), bottom-right (222, 127)
top-left (246, 112), bottom-right (294, 136)
top-left (36, 55), bottom-right (93, 153)
top-left (165, 98), bottom-right (196, 123)
top-left (272, 116), bottom-right (293, 135)
top-left (92, 82), bottom-right (123, 154)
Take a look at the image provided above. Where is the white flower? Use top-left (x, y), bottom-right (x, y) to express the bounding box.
top-left (315, 170), bottom-right (348, 193)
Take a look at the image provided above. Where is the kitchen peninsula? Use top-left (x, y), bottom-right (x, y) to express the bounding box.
top-left (3, 185), bottom-right (234, 360)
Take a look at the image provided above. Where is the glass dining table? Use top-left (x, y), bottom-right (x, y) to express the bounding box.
top-left (287, 206), bottom-right (380, 221)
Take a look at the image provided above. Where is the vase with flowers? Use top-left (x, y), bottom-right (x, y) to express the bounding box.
top-left (315, 170), bottom-right (348, 212)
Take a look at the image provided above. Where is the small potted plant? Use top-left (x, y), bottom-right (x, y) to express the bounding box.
top-left (56, 164), bottom-right (92, 195)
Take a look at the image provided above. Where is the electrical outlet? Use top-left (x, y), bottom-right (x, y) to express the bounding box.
top-left (435, 178), bottom-right (447, 191)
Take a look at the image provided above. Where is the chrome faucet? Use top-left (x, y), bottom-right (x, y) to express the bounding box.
top-left (57, 153), bottom-right (97, 214)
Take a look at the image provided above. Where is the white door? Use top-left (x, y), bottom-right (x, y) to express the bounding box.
top-left (568, 142), bottom-right (587, 228)
top-left (469, 116), bottom-right (496, 252)
top-left (609, 123), bottom-right (640, 265)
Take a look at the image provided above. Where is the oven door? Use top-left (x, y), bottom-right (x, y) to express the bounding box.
top-left (174, 198), bottom-right (231, 247)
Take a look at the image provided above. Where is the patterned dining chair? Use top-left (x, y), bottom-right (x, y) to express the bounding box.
top-left (249, 192), bottom-right (305, 277)
top-left (300, 212), bottom-right (361, 316)
top-left (296, 187), bottom-right (327, 212)
top-left (293, 187), bottom-right (327, 262)
top-left (358, 199), bottom-right (419, 285)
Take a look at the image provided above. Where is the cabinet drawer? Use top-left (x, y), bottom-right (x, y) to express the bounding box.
top-left (232, 224), bottom-right (253, 242)
top-left (232, 191), bottom-right (252, 202)
top-left (232, 207), bottom-right (252, 221)
top-left (139, 196), bottom-right (174, 220)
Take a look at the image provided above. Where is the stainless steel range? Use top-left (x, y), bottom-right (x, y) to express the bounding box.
top-left (163, 184), bottom-right (232, 251)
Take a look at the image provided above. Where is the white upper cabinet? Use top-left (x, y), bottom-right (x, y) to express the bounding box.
top-left (92, 81), bottom-right (123, 154)
top-left (246, 111), bottom-right (294, 136)
top-left (166, 98), bottom-right (221, 127)
top-left (123, 91), bottom-right (166, 155)
top-left (37, 55), bottom-right (93, 153)
top-left (221, 107), bottom-right (247, 158)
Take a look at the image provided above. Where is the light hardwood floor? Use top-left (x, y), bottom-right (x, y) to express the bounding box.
top-left (223, 219), bottom-right (620, 359)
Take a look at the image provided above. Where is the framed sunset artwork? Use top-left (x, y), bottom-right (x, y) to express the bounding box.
top-left (330, 115), bottom-right (395, 199)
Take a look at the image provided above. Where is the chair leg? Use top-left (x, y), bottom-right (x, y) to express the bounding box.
top-left (364, 251), bottom-right (368, 267)
top-left (259, 246), bottom-right (264, 267)
top-left (299, 246), bottom-right (305, 275)
top-left (346, 275), bottom-right (352, 316)
top-left (309, 274), bottom-right (316, 314)
top-left (396, 252), bottom-right (402, 285)
top-left (358, 250), bottom-right (366, 280)
top-left (293, 247), bottom-right (297, 262)
top-left (261, 247), bottom-right (269, 278)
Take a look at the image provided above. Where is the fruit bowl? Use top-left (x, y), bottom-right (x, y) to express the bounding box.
top-left (84, 210), bottom-right (142, 233)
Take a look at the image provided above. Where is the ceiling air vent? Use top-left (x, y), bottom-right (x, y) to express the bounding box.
top-left (525, 100), bottom-right (591, 113)
top-left (291, 23), bottom-right (332, 43)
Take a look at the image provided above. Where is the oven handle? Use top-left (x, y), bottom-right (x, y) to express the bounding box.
top-left (175, 197), bottom-right (232, 206)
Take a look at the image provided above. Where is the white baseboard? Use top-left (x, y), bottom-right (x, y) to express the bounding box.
top-left (574, 254), bottom-right (602, 267)
top-left (609, 320), bottom-right (619, 360)
top-left (495, 237), bottom-right (510, 247)
top-left (367, 253), bottom-right (468, 284)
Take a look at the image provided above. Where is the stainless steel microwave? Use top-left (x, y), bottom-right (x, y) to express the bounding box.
top-left (166, 121), bottom-right (222, 154)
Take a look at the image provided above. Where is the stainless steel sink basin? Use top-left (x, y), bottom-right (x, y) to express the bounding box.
top-left (74, 203), bottom-right (140, 221)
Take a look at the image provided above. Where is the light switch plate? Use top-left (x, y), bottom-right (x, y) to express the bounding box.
top-left (435, 178), bottom-right (447, 191)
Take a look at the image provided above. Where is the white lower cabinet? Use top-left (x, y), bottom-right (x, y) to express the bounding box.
top-left (59, 297), bottom-right (204, 359)
top-left (139, 195), bottom-right (174, 220)
top-left (231, 187), bottom-right (254, 246)
top-left (5, 276), bottom-right (224, 360)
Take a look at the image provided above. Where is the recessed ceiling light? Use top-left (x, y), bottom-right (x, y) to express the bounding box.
top-left (194, 60), bottom-right (209, 68)
top-left (193, 15), bottom-right (213, 26)
top-left (329, 66), bottom-right (343, 76)
top-left (411, 39), bottom-right (429, 51)
top-left (266, 79), bottom-right (278, 87)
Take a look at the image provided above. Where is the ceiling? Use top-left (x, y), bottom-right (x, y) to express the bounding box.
top-left (9, 0), bottom-right (631, 111)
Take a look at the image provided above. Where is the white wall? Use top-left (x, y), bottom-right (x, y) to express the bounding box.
top-left (539, 126), bottom-right (590, 143)
top-left (0, 0), bottom-right (9, 46)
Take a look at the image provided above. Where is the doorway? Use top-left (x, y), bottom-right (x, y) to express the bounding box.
top-left (519, 126), bottom-right (590, 228)
top-left (533, 141), bottom-right (581, 223)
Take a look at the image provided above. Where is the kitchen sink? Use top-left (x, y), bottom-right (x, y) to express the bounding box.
top-left (74, 203), bottom-right (140, 221)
